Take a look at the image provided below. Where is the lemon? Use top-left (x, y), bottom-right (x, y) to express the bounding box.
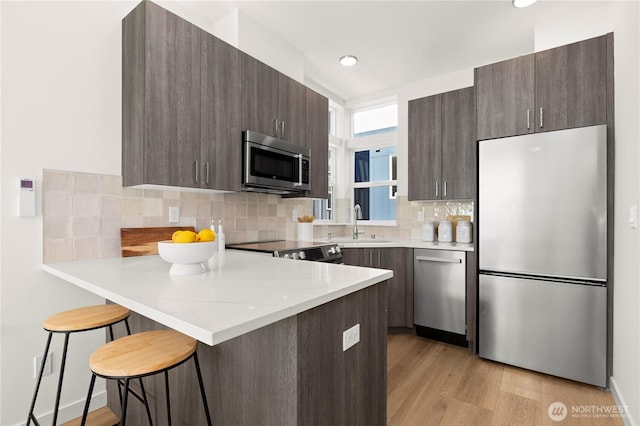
top-left (196, 229), bottom-right (216, 242)
top-left (172, 230), bottom-right (197, 243)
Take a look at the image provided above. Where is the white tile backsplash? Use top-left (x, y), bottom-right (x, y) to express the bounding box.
top-left (43, 170), bottom-right (474, 263)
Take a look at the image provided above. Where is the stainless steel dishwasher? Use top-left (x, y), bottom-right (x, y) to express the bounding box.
top-left (414, 249), bottom-right (466, 345)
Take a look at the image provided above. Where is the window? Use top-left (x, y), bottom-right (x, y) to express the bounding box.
top-left (351, 102), bottom-right (398, 222)
top-left (353, 146), bottom-right (397, 221)
top-left (353, 104), bottom-right (397, 137)
top-left (312, 146), bottom-right (336, 221)
top-left (328, 106), bottom-right (337, 137)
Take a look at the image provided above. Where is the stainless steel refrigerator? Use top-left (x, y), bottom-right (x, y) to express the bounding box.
top-left (478, 124), bottom-right (607, 388)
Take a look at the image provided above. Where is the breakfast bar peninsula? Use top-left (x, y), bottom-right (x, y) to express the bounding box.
top-left (42, 250), bottom-right (392, 425)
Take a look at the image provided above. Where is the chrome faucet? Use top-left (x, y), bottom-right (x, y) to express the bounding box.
top-left (353, 204), bottom-right (365, 240)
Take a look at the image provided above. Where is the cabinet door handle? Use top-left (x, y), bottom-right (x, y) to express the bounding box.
top-left (539, 107), bottom-right (544, 128)
top-left (273, 119), bottom-right (279, 137)
top-left (369, 251), bottom-right (373, 265)
top-left (193, 161), bottom-right (199, 183)
top-left (204, 162), bottom-right (211, 185)
top-left (526, 109), bottom-right (531, 130)
top-left (416, 255), bottom-right (461, 264)
top-left (377, 251), bottom-right (381, 267)
top-left (435, 181), bottom-right (439, 198)
top-left (443, 180), bottom-right (447, 198)
top-left (281, 121), bottom-right (285, 139)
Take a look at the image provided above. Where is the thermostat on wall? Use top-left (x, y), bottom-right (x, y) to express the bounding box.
top-left (19, 178), bottom-right (36, 217)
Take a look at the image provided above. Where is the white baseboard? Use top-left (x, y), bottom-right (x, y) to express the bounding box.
top-left (610, 376), bottom-right (637, 426)
top-left (17, 390), bottom-right (107, 426)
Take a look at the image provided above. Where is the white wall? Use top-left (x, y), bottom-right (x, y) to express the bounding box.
top-left (1, 2), bottom-right (140, 424)
top-left (609, 3), bottom-right (640, 424)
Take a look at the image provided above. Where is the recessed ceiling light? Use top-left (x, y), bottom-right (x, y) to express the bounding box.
top-left (339, 55), bottom-right (358, 67)
top-left (512, 0), bottom-right (539, 8)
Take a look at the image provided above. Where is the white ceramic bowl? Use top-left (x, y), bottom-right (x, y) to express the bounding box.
top-left (157, 241), bottom-right (216, 275)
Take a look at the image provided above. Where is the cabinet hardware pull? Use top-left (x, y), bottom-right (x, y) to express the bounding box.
top-left (377, 251), bottom-right (381, 266)
top-left (526, 109), bottom-right (531, 129)
top-left (204, 162), bottom-right (211, 185)
top-left (273, 119), bottom-right (279, 137)
top-left (416, 255), bottom-right (461, 264)
top-left (539, 107), bottom-right (544, 128)
top-left (435, 181), bottom-right (439, 198)
top-left (281, 121), bottom-right (285, 139)
top-left (443, 180), bottom-right (447, 198)
top-left (369, 252), bottom-right (373, 265)
top-left (193, 161), bottom-right (199, 183)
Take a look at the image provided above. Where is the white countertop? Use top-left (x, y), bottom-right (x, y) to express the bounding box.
top-left (41, 251), bottom-right (392, 346)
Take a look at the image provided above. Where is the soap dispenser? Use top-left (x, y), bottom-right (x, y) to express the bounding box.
top-left (217, 220), bottom-right (226, 251)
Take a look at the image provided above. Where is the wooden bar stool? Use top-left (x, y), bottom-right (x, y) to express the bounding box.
top-left (27, 304), bottom-right (131, 426)
top-left (80, 329), bottom-right (212, 426)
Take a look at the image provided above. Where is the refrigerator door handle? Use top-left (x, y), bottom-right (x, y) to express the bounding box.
top-left (416, 255), bottom-right (462, 264)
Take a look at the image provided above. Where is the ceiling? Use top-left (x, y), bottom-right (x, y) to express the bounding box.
top-left (172, 0), bottom-right (607, 102)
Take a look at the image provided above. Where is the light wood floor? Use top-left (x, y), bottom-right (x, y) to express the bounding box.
top-left (388, 333), bottom-right (624, 426)
top-left (64, 334), bottom-right (624, 426)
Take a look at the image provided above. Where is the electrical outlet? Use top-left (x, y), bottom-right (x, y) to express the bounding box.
top-left (169, 206), bottom-right (180, 223)
top-left (34, 353), bottom-right (53, 378)
top-left (418, 209), bottom-right (425, 222)
top-left (291, 210), bottom-right (298, 222)
top-left (343, 324), bottom-right (360, 351)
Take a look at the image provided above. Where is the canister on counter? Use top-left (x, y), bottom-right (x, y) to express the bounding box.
top-left (456, 220), bottom-right (472, 243)
top-left (421, 220), bottom-right (435, 242)
top-left (437, 220), bottom-right (453, 242)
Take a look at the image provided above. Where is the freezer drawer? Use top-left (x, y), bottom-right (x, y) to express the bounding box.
top-left (414, 249), bottom-right (466, 334)
top-left (479, 274), bottom-right (606, 387)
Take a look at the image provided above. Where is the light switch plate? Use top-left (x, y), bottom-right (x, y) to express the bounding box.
top-left (629, 205), bottom-right (637, 229)
top-left (169, 206), bottom-right (179, 223)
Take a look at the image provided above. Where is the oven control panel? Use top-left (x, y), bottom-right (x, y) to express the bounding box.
top-left (274, 244), bottom-right (342, 263)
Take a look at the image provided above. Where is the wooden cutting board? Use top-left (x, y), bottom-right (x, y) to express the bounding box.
top-left (120, 227), bottom-right (195, 257)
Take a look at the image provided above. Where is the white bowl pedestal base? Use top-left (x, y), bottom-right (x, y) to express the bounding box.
top-left (169, 262), bottom-right (207, 276)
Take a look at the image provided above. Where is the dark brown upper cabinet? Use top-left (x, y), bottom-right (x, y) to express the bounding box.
top-left (200, 32), bottom-right (242, 191)
top-left (408, 87), bottom-right (475, 201)
top-left (123, 2), bottom-right (241, 191)
top-left (475, 54), bottom-right (534, 140)
top-left (304, 88), bottom-right (329, 199)
top-left (123, 1), bottom-right (203, 188)
top-left (475, 34), bottom-right (610, 140)
top-left (240, 54), bottom-right (307, 144)
top-left (241, 52), bottom-right (329, 199)
top-left (123, 1), bottom-right (328, 195)
top-left (535, 35), bottom-right (608, 133)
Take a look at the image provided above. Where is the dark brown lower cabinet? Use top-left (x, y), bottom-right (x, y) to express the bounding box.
top-left (106, 282), bottom-right (388, 425)
top-left (341, 247), bottom-right (413, 328)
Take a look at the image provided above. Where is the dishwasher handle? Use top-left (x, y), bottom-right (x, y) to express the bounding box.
top-left (415, 255), bottom-right (462, 264)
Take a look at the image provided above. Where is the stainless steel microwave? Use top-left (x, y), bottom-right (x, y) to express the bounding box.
top-left (243, 130), bottom-right (311, 194)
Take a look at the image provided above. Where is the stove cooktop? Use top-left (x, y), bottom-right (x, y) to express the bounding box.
top-left (227, 240), bottom-right (314, 252)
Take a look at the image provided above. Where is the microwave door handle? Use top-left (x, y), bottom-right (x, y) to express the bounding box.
top-left (294, 154), bottom-right (302, 187)
top-left (244, 145), bottom-right (251, 184)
